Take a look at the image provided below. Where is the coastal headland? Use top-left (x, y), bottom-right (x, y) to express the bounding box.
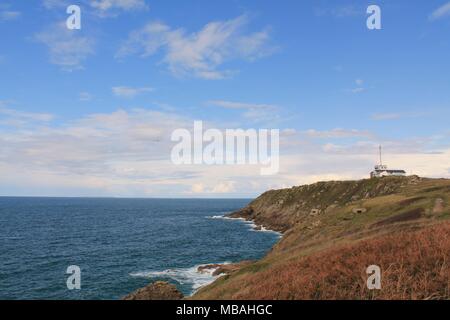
top-left (127, 176), bottom-right (450, 300)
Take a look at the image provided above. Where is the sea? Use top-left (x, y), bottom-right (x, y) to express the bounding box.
top-left (0, 197), bottom-right (280, 300)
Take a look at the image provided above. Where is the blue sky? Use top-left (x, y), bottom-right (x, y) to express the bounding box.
top-left (0, 0), bottom-right (449, 197)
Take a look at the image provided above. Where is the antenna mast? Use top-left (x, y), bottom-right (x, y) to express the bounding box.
top-left (379, 145), bottom-right (382, 166)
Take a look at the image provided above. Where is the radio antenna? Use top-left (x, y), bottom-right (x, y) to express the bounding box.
top-left (379, 145), bottom-right (382, 166)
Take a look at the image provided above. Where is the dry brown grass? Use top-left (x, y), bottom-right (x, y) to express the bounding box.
top-left (196, 222), bottom-right (450, 300)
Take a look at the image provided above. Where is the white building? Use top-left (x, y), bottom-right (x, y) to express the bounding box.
top-left (370, 146), bottom-right (406, 178)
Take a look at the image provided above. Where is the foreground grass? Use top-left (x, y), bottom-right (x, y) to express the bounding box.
top-left (195, 222), bottom-right (450, 300)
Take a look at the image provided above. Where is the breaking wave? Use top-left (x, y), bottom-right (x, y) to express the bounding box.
top-left (207, 215), bottom-right (282, 236)
top-left (130, 263), bottom-right (228, 294)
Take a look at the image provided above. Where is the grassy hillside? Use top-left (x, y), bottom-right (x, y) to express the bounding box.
top-left (192, 176), bottom-right (450, 300)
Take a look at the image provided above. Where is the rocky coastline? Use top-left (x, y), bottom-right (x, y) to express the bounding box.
top-left (123, 176), bottom-right (450, 300)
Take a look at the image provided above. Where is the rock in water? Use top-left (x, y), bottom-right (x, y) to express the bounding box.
top-left (122, 281), bottom-right (183, 300)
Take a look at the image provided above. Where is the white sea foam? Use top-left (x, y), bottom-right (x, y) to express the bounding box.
top-left (130, 263), bottom-right (229, 294)
top-left (207, 215), bottom-right (282, 236)
top-left (207, 215), bottom-right (245, 221)
top-left (130, 214), bottom-right (282, 296)
top-left (245, 221), bottom-right (282, 236)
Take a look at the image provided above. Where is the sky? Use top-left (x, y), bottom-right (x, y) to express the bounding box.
top-left (0, 0), bottom-right (449, 198)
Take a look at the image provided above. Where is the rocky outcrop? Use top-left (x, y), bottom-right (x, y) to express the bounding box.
top-left (122, 281), bottom-right (183, 300)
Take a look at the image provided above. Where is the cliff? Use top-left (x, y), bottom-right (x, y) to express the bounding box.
top-left (192, 176), bottom-right (450, 300)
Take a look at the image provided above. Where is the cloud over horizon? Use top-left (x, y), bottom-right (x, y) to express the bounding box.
top-left (1, 105), bottom-right (449, 197)
top-left (1, 1), bottom-right (449, 197)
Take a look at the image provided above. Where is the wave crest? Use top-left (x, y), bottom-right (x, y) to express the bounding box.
top-left (130, 263), bottom-right (228, 294)
top-left (207, 215), bottom-right (282, 236)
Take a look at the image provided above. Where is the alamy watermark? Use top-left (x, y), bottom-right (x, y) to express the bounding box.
top-left (66, 265), bottom-right (81, 290)
top-left (170, 121), bottom-right (279, 175)
top-left (366, 265), bottom-right (381, 290)
top-left (64, 4), bottom-right (381, 31)
top-left (66, 5), bottom-right (81, 30)
top-left (367, 5), bottom-right (382, 30)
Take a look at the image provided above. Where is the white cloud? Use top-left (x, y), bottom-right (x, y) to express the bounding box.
top-left (430, 2), bottom-right (450, 20)
top-left (315, 5), bottom-right (362, 18)
top-left (34, 23), bottom-right (95, 71)
top-left (371, 111), bottom-right (427, 121)
top-left (112, 86), bottom-right (154, 98)
top-left (190, 181), bottom-right (235, 194)
top-left (0, 3), bottom-right (20, 21)
top-left (191, 183), bottom-right (204, 193)
top-left (42, 0), bottom-right (148, 15)
top-left (207, 100), bottom-right (276, 110)
top-left (79, 92), bottom-right (93, 101)
top-left (212, 181), bottom-right (235, 193)
top-left (42, 0), bottom-right (69, 9)
top-left (117, 15), bottom-right (275, 79)
top-left (0, 108), bottom-right (243, 197)
top-left (91, 0), bottom-right (148, 12)
top-left (1, 106), bottom-right (448, 197)
top-left (0, 105), bottom-right (54, 125)
top-left (207, 100), bottom-right (279, 123)
top-left (371, 113), bottom-right (401, 121)
top-left (350, 87), bottom-right (365, 93)
top-left (282, 128), bottom-right (297, 136)
top-left (305, 128), bottom-right (373, 139)
top-left (0, 10), bottom-right (20, 21)
top-left (348, 78), bottom-right (365, 94)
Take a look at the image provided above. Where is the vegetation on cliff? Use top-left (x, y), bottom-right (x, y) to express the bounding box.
top-left (192, 176), bottom-right (450, 300)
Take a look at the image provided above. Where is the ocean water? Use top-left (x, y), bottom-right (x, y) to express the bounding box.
top-left (0, 197), bottom-right (280, 300)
